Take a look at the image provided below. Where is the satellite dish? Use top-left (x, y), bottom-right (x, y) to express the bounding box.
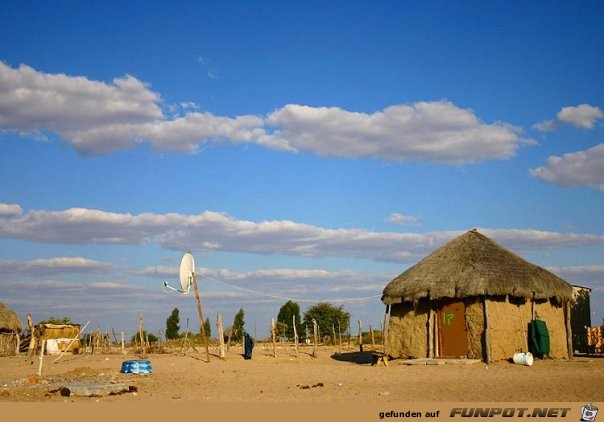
top-left (161, 251), bottom-right (211, 361)
top-left (163, 251), bottom-right (194, 294)
top-left (179, 251), bottom-right (195, 293)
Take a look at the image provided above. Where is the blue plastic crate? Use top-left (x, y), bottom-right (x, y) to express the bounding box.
top-left (120, 359), bottom-right (152, 374)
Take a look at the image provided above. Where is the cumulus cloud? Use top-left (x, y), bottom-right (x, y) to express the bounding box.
top-left (0, 257), bottom-right (113, 276)
top-left (0, 62), bottom-right (163, 153)
top-left (1, 62), bottom-right (528, 164)
top-left (1, 204), bottom-right (602, 263)
top-left (533, 104), bottom-right (604, 131)
top-left (264, 102), bottom-right (523, 164)
top-left (142, 112), bottom-right (265, 152)
top-left (530, 143), bottom-right (604, 190)
top-left (546, 265), bottom-right (604, 291)
top-left (558, 104), bottom-right (604, 129)
top-left (387, 213), bottom-right (422, 227)
top-left (0, 203), bottom-right (22, 217)
top-left (0, 62), bottom-right (262, 154)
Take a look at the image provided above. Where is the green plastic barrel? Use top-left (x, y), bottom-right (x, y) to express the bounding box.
top-left (528, 319), bottom-right (550, 357)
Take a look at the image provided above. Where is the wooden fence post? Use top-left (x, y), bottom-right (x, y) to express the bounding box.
top-left (38, 339), bottom-right (46, 376)
top-left (337, 320), bottom-right (343, 353)
top-left (216, 314), bottom-right (226, 359)
top-left (27, 313), bottom-right (36, 359)
top-left (271, 318), bottom-right (277, 357)
top-left (292, 315), bottom-right (298, 358)
top-left (139, 314), bottom-right (146, 358)
top-left (358, 320), bottom-right (363, 353)
top-left (312, 319), bottom-right (318, 358)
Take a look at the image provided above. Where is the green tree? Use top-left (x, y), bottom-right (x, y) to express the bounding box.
top-left (165, 308), bottom-right (180, 339)
top-left (276, 300), bottom-right (302, 341)
top-left (130, 331), bottom-right (158, 344)
top-left (232, 308), bottom-right (245, 341)
top-left (203, 317), bottom-right (212, 339)
top-left (303, 302), bottom-right (350, 339)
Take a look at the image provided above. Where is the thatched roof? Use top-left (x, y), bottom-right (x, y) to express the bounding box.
top-left (0, 303), bottom-right (22, 332)
top-left (382, 229), bottom-right (574, 305)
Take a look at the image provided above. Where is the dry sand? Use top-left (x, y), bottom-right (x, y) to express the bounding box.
top-left (1, 344), bottom-right (603, 403)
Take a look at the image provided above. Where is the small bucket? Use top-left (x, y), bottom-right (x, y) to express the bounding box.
top-left (512, 352), bottom-right (533, 366)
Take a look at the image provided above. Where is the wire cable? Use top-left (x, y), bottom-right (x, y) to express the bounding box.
top-left (199, 273), bottom-right (382, 303)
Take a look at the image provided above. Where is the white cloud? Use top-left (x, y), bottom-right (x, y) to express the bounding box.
top-left (1, 62), bottom-right (528, 164)
top-left (0, 62), bottom-right (163, 153)
top-left (546, 265), bottom-right (604, 291)
top-left (387, 213), bottom-right (422, 227)
top-left (532, 120), bottom-right (557, 132)
top-left (1, 204), bottom-right (603, 263)
top-left (264, 102), bottom-right (523, 164)
top-left (534, 104), bottom-right (603, 131)
top-left (142, 112), bottom-right (265, 153)
top-left (0, 257), bottom-right (113, 276)
top-left (0, 62), bottom-right (262, 155)
top-left (0, 203), bottom-right (22, 217)
top-left (530, 143), bottom-right (604, 190)
top-left (89, 281), bottom-right (137, 289)
top-left (557, 104), bottom-right (604, 129)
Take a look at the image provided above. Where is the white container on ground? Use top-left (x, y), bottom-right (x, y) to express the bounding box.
top-left (512, 352), bottom-right (533, 366)
top-left (45, 339), bottom-right (59, 354)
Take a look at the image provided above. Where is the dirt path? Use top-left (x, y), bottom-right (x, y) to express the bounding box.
top-left (1, 345), bottom-right (603, 402)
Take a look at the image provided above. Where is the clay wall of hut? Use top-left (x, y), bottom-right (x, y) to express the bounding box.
top-left (464, 299), bottom-right (484, 360)
top-left (386, 301), bottom-right (429, 358)
top-left (386, 296), bottom-right (569, 362)
top-left (486, 297), bottom-right (568, 361)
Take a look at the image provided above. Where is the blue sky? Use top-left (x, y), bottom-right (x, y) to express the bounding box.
top-left (1, 1), bottom-right (603, 339)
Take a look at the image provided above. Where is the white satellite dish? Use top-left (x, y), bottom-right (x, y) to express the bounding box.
top-left (163, 251), bottom-right (195, 294)
top-left (161, 250), bottom-right (211, 361)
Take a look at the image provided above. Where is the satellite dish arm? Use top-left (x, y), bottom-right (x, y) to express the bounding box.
top-left (163, 281), bottom-right (187, 294)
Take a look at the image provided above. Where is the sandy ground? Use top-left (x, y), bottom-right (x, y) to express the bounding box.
top-left (1, 343), bottom-right (603, 403)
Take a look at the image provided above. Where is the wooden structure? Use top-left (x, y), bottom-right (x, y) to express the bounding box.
top-left (571, 285), bottom-right (592, 353)
top-left (35, 323), bottom-right (81, 354)
top-left (382, 229), bottom-right (575, 362)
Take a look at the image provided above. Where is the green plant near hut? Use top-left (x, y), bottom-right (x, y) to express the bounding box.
top-left (38, 316), bottom-right (73, 325)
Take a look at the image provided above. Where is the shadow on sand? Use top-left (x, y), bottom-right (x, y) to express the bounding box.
top-left (330, 351), bottom-right (378, 365)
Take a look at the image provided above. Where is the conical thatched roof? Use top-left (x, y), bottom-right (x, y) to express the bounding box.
top-left (382, 229), bottom-right (574, 305)
top-left (0, 303), bottom-right (22, 332)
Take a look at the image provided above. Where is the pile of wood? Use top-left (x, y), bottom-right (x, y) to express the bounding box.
top-left (587, 325), bottom-right (603, 354)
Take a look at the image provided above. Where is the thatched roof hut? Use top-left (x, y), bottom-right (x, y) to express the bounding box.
top-left (383, 229), bottom-right (574, 305)
top-left (0, 303), bottom-right (22, 333)
top-left (0, 303), bottom-right (22, 357)
top-left (382, 229), bottom-right (574, 362)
